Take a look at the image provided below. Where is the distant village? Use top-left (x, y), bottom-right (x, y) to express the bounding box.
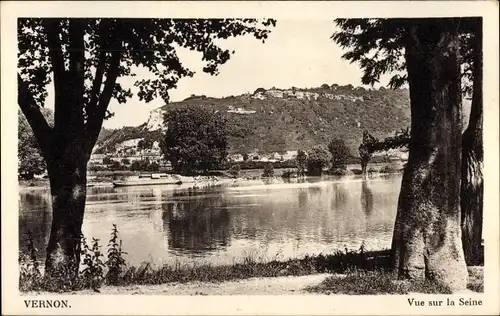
top-left (90, 85), bottom-right (407, 170)
top-left (89, 138), bottom-right (301, 169)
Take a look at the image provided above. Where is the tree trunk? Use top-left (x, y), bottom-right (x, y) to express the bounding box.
top-left (45, 147), bottom-right (88, 275)
top-left (461, 23), bottom-right (483, 266)
top-left (359, 149), bottom-right (371, 180)
top-left (391, 20), bottom-right (468, 291)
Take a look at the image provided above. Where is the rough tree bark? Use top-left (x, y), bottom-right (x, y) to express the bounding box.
top-left (461, 21), bottom-right (483, 266)
top-left (45, 148), bottom-right (89, 273)
top-left (391, 20), bottom-right (468, 291)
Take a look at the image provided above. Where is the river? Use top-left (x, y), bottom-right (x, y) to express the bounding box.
top-left (19, 175), bottom-right (401, 266)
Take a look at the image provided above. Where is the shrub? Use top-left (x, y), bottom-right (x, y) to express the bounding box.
top-left (281, 169), bottom-right (297, 179)
top-left (307, 145), bottom-right (331, 176)
top-left (121, 158), bottom-right (131, 165)
top-left (328, 139), bottom-right (350, 169)
top-left (229, 164), bottom-right (241, 177)
top-left (262, 163), bottom-right (274, 177)
top-left (328, 168), bottom-right (350, 176)
top-left (296, 150), bottom-right (307, 177)
top-left (161, 105), bottom-right (229, 174)
top-left (88, 163), bottom-right (105, 172)
top-left (380, 164), bottom-right (399, 174)
top-left (147, 162), bottom-right (160, 172)
top-left (103, 156), bottom-right (113, 165)
top-left (80, 236), bottom-right (106, 291)
top-left (105, 224), bottom-right (127, 286)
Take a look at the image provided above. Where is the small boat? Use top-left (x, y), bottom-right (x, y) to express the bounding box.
top-left (113, 174), bottom-right (182, 187)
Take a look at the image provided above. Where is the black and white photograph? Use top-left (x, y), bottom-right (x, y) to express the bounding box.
top-left (2, 1), bottom-right (499, 315)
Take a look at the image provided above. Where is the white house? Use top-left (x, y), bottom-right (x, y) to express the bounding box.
top-left (282, 150), bottom-right (298, 160)
top-left (229, 153), bottom-right (244, 162)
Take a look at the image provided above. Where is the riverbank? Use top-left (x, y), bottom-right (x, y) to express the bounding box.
top-left (24, 267), bottom-right (483, 295)
top-left (18, 164), bottom-right (403, 190)
top-left (20, 244), bottom-right (483, 295)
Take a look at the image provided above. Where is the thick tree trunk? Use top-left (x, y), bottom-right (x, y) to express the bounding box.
top-left (461, 23), bottom-right (483, 266)
top-left (391, 20), bottom-right (468, 291)
top-left (45, 146), bottom-right (88, 275)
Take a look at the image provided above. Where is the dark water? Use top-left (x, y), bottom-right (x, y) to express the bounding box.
top-left (19, 175), bottom-right (401, 266)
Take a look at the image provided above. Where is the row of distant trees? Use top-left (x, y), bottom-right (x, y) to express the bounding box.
top-left (294, 139), bottom-right (350, 176)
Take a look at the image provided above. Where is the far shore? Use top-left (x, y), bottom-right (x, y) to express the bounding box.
top-left (18, 164), bottom-right (403, 191)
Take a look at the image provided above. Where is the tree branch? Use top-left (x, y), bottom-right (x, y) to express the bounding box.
top-left (43, 19), bottom-right (66, 128)
top-left (67, 19), bottom-right (86, 133)
top-left (88, 51), bottom-right (106, 113)
top-left (85, 51), bottom-right (121, 154)
top-left (18, 74), bottom-right (53, 159)
top-left (87, 20), bottom-right (113, 116)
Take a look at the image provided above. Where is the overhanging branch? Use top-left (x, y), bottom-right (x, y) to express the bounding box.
top-left (18, 74), bottom-right (53, 158)
top-left (85, 51), bottom-right (121, 154)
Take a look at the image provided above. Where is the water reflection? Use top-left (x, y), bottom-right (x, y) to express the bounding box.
top-left (19, 175), bottom-right (402, 266)
top-left (19, 191), bottom-right (52, 257)
top-left (163, 191), bottom-right (231, 255)
top-left (361, 181), bottom-right (374, 216)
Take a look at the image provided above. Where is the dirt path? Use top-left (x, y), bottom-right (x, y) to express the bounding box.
top-left (79, 274), bottom-right (333, 295)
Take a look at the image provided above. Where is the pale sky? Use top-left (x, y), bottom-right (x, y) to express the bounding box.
top-left (45, 20), bottom-right (392, 129)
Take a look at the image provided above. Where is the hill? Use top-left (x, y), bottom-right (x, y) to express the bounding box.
top-left (95, 84), bottom-right (411, 156)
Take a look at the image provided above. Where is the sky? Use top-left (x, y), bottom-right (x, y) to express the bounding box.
top-left (45, 20), bottom-right (392, 129)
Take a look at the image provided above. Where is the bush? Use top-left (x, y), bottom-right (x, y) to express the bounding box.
top-left (296, 150), bottom-right (307, 177)
top-left (307, 145), bottom-right (331, 176)
top-left (262, 163), bottom-right (274, 177)
top-left (88, 163), bottom-right (105, 172)
top-left (105, 224), bottom-right (127, 286)
top-left (130, 160), bottom-right (159, 172)
top-left (121, 158), bottom-right (130, 165)
top-left (103, 156), bottom-right (113, 165)
top-left (380, 164), bottom-right (399, 174)
top-left (19, 225), bottom-right (127, 292)
top-left (80, 237), bottom-right (106, 291)
top-left (281, 169), bottom-right (297, 179)
top-left (328, 139), bottom-right (350, 169)
top-left (229, 164), bottom-right (241, 177)
top-left (224, 160), bottom-right (297, 171)
top-left (351, 168), bottom-right (363, 175)
top-left (161, 105), bottom-right (229, 174)
top-left (327, 168), bottom-right (351, 176)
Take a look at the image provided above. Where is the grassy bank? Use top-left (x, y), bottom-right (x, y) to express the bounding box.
top-left (306, 266), bottom-right (484, 295)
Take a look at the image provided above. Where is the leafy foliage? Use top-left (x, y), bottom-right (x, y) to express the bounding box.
top-left (262, 163), bottom-right (274, 177)
top-left (105, 224), bottom-right (127, 286)
top-left (80, 236), bottom-right (106, 291)
top-left (137, 138), bottom-right (154, 150)
top-left (307, 145), bottom-right (332, 176)
top-left (19, 18), bottom-right (276, 109)
top-left (296, 149), bottom-right (308, 177)
top-left (130, 160), bottom-right (160, 172)
top-left (229, 164), bottom-right (241, 177)
top-left (328, 138), bottom-right (350, 169)
top-left (18, 109), bottom-right (52, 179)
top-left (161, 105), bottom-right (229, 174)
top-left (332, 18), bottom-right (481, 94)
